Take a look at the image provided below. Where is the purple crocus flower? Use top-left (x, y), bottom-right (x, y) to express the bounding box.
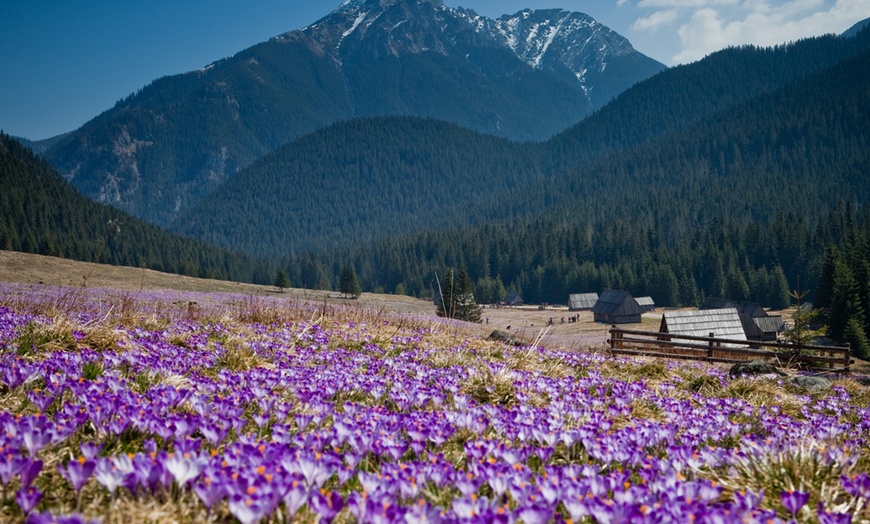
top-left (841, 473), bottom-right (870, 499)
top-left (781, 489), bottom-right (810, 516)
top-left (58, 458), bottom-right (95, 492)
top-left (310, 489), bottom-right (344, 524)
top-left (165, 452), bottom-right (204, 487)
top-left (19, 459), bottom-right (43, 489)
top-left (0, 451), bottom-right (27, 487)
top-left (228, 492), bottom-right (271, 524)
top-left (22, 424), bottom-right (52, 456)
top-left (194, 476), bottom-right (227, 515)
top-left (94, 457), bottom-right (127, 496)
top-left (518, 503), bottom-right (554, 524)
top-left (817, 502), bottom-right (851, 524)
top-left (283, 480), bottom-right (308, 517)
top-left (79, 442), bottom-right (103, 460)
top-left (17, 486), bottom-right (42, 515)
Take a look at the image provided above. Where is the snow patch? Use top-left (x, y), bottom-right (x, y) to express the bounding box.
top-left (342, 11), bottom-right (369, 40)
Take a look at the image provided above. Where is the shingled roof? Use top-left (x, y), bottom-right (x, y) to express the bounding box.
top-left (700, 297), bottom-right (767, 318)
top-left (568, 293), bottom-right (598, 310)
top-left (660, 308), bottom-right (747, 345)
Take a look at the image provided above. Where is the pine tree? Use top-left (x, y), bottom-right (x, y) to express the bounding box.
top-left (274, 269), bottom-right (290, 292)
top-left (828, 261), bottom-right (864, 342)
top-left (455, 268), bottom-right (482, 323)
top-left (436, 269), bottom-right (456, 319)
top-left (815, 246), bottom-right (841, 311)
top-left (783, 288), bottom-right (826, 347)
top-left (339, 265), bottom-right (362, 298)
top-left (844, 317), bottom-right (870, 360)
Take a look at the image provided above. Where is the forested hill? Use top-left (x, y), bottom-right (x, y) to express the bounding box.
top-left (173, 118), bottom-right (545, 256)
top-left (272, 44), bottom-right (870, 308)
top-left (176, 29), bottom-right (870, 261)
top-left (0, 134), bottom-right (262, 283)
top-left (544, 29), bottom-right (870, 170)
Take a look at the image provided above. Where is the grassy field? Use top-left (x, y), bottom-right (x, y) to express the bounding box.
top-left (0, 250), bottom-right (621, 351)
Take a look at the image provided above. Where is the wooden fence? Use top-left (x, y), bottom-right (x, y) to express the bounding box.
top-left (607, 326), bottom-right (852, 372)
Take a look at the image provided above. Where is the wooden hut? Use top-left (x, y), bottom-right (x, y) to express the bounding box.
top-left (504, 293), bottom-right (524, 307)
top-left (752, 315), bottom-right (785, 342)
top-left (568, 293), bottom-right (598, 311)
top-left (636, 296), bottom-right (656, 313)
top-left (592, 290), bottom-right (643, 324)
top-left (701, 298), bottom-right (770, 341)
top-left (659, 308), bottom-right (747, 346)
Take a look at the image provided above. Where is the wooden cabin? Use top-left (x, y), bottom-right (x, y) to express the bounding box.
top-left (636, 296), bottom-right (656, 313)
top-left (701, 298), bottom-right (770, 341)
top-left (593, 290), bottom-right (643, 324)
top-left (568, 293), bottom-right (598, 311)
top-left (504, 293), bottom-right (524, 307)
top-left (752, 315), bottom-right (785, 342)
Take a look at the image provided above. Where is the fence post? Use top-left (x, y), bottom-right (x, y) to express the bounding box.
top-left (845, 343), bottom-right (851, 373)
top-left (708, 332), bottom-right (715, 359)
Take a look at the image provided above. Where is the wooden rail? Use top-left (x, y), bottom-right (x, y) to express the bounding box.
top-left (608, 326), bottom-right (852, 372)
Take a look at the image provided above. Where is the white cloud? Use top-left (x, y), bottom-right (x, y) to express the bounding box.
top-left (637, 0), bottom-right (740, 7)
top-left (632, 9), bottom-right (680, 30)
top-left (646, 0), bottom-right (870, 64)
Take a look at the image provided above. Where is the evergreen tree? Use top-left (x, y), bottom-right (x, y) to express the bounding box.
top-left (844, 317), bottom-right (870, 360)
top-left (274, 269), bottom-right (290, 292)
top-left (783, 288), bottom-right (826, 346)
top-left (815, 246), bottom-right (841, 311)
top-left (455, 268), bottom-right (482, 323)
top-left (436, 269), bottom-right (456, 319)
top-left (828, 261), bottom-right (864, 341)
top-left (768, 265), bottom-right (792, 310)
top-left (339, 265), bottom-right (362, 298)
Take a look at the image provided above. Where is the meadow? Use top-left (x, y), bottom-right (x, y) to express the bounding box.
top-left (1, 275), bottom-right (869, 523)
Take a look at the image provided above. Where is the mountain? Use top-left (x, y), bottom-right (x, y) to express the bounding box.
top-left (174, 28), bottom-right (870, 258)
top-left (282, 44), bottom-right (870, 305)
top-left (0, 134), bottom-right (262, 283)
top-left (11, 133), bottom-right (69, 155)
top-left (843, 17), bottom-right (870, 39)
top-left (41, 0), bottom-right (662, 227)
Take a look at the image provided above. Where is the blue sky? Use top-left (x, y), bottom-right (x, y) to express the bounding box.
top-left (1, 0), bottom-right (865, 140)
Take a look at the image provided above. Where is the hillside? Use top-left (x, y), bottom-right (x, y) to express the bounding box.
top-left (41, 0), bottom-right (661, 227)
top-left (175, 30), bottom-right (870, 265)
top-left (0, 134), bottom-right (263, 284)
top-left (173, 117), bottom-right (545, 256)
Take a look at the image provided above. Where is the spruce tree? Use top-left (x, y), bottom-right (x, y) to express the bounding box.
top-left (815, 246), bottom-right (841, 311)
top-left (828, 261), bottom-right (864, 342)
top-left (844, 318), bottom-right (870, 360)
top-left (783, 288), bottom-right (826, 347)
top-left (339, 265), bottom-right (362, 298)
top-left (274, 269), bottom-right (290, 292)
top-left (436, 269), bottom-right (456, 319)
top-left (768, 265), bottom-right (791, 310)
top-left (455, 268), bottom-right (482, 323)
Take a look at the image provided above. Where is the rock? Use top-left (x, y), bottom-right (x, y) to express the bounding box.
top-left (488, 330), bottom-right (523, 347)
top-left (728, 359), bottom-right (786, 378)
top-left (790, 375), bottom-right (833, 392)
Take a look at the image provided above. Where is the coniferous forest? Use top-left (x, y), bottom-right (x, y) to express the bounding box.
top-left (0, 133), bottom-right (264, 283)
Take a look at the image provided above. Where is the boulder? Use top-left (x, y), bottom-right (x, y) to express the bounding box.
top-left (790, 375), bottom-right (833, 392)
top-left (728, 359), bottom-right (786, 378)
top-left (488, 330), bottom-right (523, 347)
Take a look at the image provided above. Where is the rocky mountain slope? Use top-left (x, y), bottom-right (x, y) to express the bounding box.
top-left (42, 0), bottom-right (662, 226)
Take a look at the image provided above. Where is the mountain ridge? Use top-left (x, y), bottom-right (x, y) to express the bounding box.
top-left (42, 0), bottom-right (662, 227)
top-left (171, 29), bottom-right (870, 262)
